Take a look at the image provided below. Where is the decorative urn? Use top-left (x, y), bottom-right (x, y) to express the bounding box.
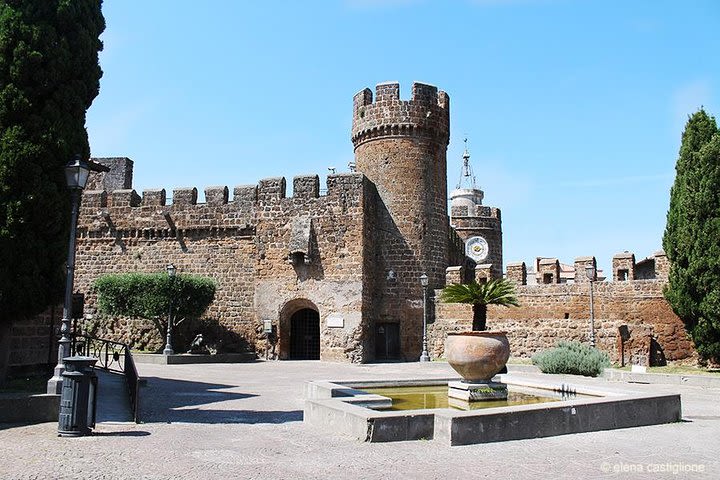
top-left (445, 331), bottom-right (510, 382)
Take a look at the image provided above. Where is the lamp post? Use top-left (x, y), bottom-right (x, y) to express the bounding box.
top-left (163, 263), bottom-right (177, 355)
top-left (585, 264), bottom-right (596, 348)
top-left (47, 155), bottom-right (91, 394)
top-left (419, 273), bottom-right (430, 362)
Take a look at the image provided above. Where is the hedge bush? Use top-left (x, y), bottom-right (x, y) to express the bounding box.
top-left (532, 341), bottom-right (610, 377)
top-left (94, 272), bottom-right (216, 320)
top-left (93, 272), bottom-right (216, 347)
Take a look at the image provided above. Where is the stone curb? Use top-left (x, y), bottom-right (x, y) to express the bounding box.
top-left (603, 368), bottom-right (720, 387)
top-left (0, 393), bottom-right (59, 424)
top-left (132, 352), bottom-right (256, 365)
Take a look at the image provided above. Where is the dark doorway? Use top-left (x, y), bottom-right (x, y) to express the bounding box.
top-left (290, 308), bottom-right (320, 360)
top-left (375, 323), bottom-right (400, 360)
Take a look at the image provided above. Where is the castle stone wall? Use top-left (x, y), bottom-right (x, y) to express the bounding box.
top-left (61, 167), bottom-right (372, 362)
top-left (74, 186), bottom-right (258, 351)
top-left (252, 173), bottom-right (372, 362)
top-left (85, 157), bottom-right (133, 192)
top-left (430, 279), bottom-right (695, 365)
top-left (8, 306), bottom-right (59, 372)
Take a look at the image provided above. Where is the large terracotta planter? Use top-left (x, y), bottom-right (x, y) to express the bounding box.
top-left (445, 331), bottom-right (510, 382)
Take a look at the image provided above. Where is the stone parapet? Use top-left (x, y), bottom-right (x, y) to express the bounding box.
top-left (613, 251), bottom-right (636, 281)
top-left (429, 279), bottom-right (696, 365)
top-left (506, 262), bottom-right (526, 285)
top-left (351, 81), bottom-right (449, 149)
top-left (445, 266), bottom-right (464, 285)
top-left (537, 258), bottom-right (560, 284)
top-left (573, 256), bottom-right (597, 283)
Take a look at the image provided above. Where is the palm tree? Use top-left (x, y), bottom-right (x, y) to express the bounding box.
top-left (440, 279), bottom-right (520, 331)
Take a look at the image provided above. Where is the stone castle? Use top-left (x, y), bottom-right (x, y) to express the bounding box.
top-left (9, 82), bottom-right (695, 370)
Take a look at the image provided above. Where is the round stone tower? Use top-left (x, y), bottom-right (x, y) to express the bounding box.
top-left (351, 81), bottom-right (449, 360)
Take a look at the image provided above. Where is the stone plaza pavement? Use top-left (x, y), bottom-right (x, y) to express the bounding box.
top-left (1, 360), bottom-right (718, 480)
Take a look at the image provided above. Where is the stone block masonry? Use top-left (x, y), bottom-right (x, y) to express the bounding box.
top-left (352, 82), bottom-right (450, 360)
top-left (8, 306), bottom-right (59, 373)
top-left (28, 156), bottom-right (380, 364)
top-left (431, 252), bottom-right (696, 366)
top-left (11, 82), bottom-right (458, 368)
top-left (9, 82), bottom-right (695, 371)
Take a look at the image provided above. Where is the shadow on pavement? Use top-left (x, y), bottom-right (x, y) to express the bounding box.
top-left (157, 408), bottom-right (303, 424)
top-left (92, 430), bottom-right (151, 437)
top-left (140, 377), bottom-right (302, 424)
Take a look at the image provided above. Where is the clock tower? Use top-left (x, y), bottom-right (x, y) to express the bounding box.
top-left (449, 141), bottom-right (503, 279)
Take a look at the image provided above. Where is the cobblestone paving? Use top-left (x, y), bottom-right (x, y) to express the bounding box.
top-left (1, 361), bottom-right (718, 479)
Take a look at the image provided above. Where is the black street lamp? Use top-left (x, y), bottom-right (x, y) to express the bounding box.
top-left (419, 273), bottom-right (430, 362)
top-left (47, 155), bottom-right (92, 394)
top-left (163, 263), bottom-right (177, 356)
top-left (585, 264), bottom-right (596, 348)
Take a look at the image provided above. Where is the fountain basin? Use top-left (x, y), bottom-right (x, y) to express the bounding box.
top-left (362, 384), bottom-right (569, 411)
top-left (304, 375), bottom-right (682, 445)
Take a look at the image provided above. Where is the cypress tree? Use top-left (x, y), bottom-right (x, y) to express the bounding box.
top-left (663, 109), bottom-right (720, 364)
top-left (0, 1), bottom-right (104, 379)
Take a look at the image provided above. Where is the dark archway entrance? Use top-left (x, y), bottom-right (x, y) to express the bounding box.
top-left (290, 308), bottom-right (320, 360)
top-left (375, 322), bottom-right (400, 360)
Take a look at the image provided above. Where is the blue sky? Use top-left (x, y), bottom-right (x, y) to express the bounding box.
top-left (87, 0), bottom-right (720, 276)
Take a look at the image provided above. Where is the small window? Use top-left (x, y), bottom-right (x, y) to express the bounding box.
top-left (564, 313), bottom-right (570, 319)
top-left (543, 273), bottom-right (553, 284)
top-left (618, 269), bottom-right (629, 281)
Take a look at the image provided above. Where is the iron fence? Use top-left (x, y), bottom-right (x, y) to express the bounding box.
top-left (72, 335), bottom-right (140, 422)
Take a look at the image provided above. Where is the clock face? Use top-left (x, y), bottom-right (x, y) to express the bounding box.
top-left (466, 236), bottom-right (489, 261)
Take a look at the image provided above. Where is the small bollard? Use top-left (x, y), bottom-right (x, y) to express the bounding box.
top-left (58, 356), bottom-right (98, 437)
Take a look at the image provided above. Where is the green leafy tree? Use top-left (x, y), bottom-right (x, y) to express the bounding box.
top-left (93, 272), bottom-right (217, 348)
top-left (663, 109), bottom-right (720, 364)
top-left (440, 278), bottom-right (520, 331)
top-left (0, 1), bottom-right (104, 381)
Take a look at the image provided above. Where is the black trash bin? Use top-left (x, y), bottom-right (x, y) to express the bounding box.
top-left (58, 356), bottom-right (98, 437)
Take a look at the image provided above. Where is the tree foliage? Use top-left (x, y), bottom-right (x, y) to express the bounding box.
top-left (0, 1), bottom-right (104, 322)
top-left (93, 272), bottom-right (217, 326)
top-left (440, 279), bottom-right (520, 331)
top-left (663, 109), bottom-right (720, 363)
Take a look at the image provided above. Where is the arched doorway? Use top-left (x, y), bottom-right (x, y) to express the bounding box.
top-left (289, 308), bottom-right (320, 360)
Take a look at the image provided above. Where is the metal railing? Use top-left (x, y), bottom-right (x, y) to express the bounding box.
top-left (72, 334), bottom-right (140, 423)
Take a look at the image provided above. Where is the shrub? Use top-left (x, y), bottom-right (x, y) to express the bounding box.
top-left (93, 272), bottom-right (216, 347)
top-left (532, 341), bottom-right (610, 377)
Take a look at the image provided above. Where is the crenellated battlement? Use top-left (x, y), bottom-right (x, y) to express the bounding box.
top-left (500, 250), bottom-right (669, 286)
top-left (450, 204), bottom-right (501, 220)
top-left (84, 169), bottom-right (364, 207)
top-left (351, 81), bottom-right (450, 149)
top-left (79, 171), bottom-right (367, 236)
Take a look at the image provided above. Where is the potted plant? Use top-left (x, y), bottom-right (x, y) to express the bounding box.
top-left (440, 278), bottom-right (519, 383)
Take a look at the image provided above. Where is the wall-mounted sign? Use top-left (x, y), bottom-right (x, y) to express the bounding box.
top-left (327, 314), bottom-right (344, 328)
top-left (263, 319), bottom-right (273, 333)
